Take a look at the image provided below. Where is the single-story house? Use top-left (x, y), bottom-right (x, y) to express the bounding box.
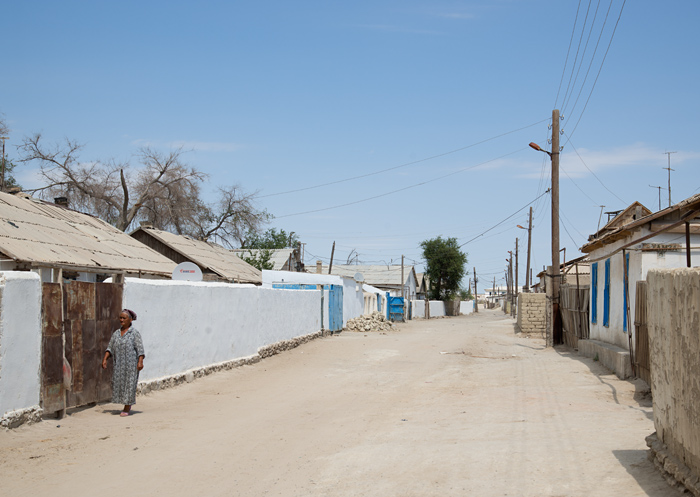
top-left (579, 194), bottom-right (700, 378)
top-left (0, 191), bottom-right (176, 281)
top-left (310, 264), bottom-right (418, 300)
top-left (230, 246), bottom-right (303, 272)
top-left (131, 226), bottom-right (261, 284)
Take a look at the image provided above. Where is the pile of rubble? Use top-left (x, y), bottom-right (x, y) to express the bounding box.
top-left (345, 311), bottom-right (394, 332)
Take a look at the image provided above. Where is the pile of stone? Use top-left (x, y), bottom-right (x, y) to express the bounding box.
top-left (345, 312), bottom-right (394, 332)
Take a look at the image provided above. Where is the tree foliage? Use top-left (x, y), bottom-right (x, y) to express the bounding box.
top-left (0, 114), bottom-right (21, 190)
top-left (18, 134), bottom-right (268, 246)
top-left (420, 236), bottom-right (468, 300)
top-left (240, 228), bottom-right (299, 271)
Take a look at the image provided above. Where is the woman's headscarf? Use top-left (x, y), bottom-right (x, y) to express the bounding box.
top-left (122, 309), bottom-right (137, 321)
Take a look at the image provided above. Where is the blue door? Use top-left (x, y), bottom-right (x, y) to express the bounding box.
top-left (387, 294), bottom-right (405, 322)
top-left (328, 284), bottom-right (343, 332)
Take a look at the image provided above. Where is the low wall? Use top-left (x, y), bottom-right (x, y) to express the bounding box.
top-left (411, 300), bottom-right (446, 318)
top-left (516, 293), bottom-right (546, 335)
top-left (646, 268), bottom-right (700, 491)
top-left (122, 278), bottom-right (324, 382)
top-left (0, 272), bottom-right (43, 428)
top-left (460, 300), bottom-right (475, 315)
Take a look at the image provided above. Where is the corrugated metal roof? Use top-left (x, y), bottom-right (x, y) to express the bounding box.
top-left (309, 264), bottom-right (415, 287)
top-left (230, 248), bottom-right (295, 271)
top-left (0, 192), bottom-right (176, 276)
top-left (132, 227), bottom-right (261, 284)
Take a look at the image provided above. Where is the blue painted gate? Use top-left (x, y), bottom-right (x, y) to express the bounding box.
top-left (386, 293), bottom-right (405, 322)
top-left (272, 283), bottom-right (344, 332)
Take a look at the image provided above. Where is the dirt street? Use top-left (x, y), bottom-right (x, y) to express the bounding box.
top-left (0, 309), bottom-right (675, 497)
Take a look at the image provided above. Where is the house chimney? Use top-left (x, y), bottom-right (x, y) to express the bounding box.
top-left (316, 260), bottom-right (322, 274)
top-left (635, 205), bottom-right (642, 219)
top-left (54, 197), bottom-right (68, 208)
top-left (140, 221), bottom-right (154, 228)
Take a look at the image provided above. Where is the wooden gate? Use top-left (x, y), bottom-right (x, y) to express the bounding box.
top-left (634, 281), bottom-right (651, 385)
top-left (41, 281), bottom-right (123, 416)
top-left (560, 284), bottom-right (590, 349)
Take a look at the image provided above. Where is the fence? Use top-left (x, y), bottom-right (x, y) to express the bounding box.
top-left (559, 284), bottom-right (590, 349)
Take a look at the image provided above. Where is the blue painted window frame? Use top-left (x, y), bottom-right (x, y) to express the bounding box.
top-left (603, 258), bottom-right (610, 327)
top-left (591, 262), bottom-right (598, 324)
top-left (623, 253), bottom-right (630, 332)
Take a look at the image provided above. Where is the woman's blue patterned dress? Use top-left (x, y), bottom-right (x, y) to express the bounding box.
top-left (106, 327), bottom-right (145, 405)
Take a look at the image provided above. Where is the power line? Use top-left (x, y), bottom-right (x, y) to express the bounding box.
top-left (560, 163), bottom-right (600, 207)
top-left (554, 0), bottom-right (583, 109)
top-left (260, 118), bottom-right (550, 199)
top-left (275, 148), bottom-right (527, 219)
top-left (562, 130), bottom-right (628, 205)
top-left (565, 0), bottom-right (627, 141)
top-left (459, 189), bottom-right (551, 248)
top-left (560, 0), bottom-right (594, 112)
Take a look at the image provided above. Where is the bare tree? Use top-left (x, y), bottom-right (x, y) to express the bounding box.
top-left (0, 113), bottom-right (9, 137)
top-left (19, 134), bottom-right (267, 243)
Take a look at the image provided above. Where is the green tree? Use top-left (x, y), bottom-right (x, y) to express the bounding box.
top-left (420, 236), bottom-right (468, 300)
top-left (240, 228), bottom-right (299, 271)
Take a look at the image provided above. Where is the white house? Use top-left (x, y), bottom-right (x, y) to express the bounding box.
top-left (579, 195), bottom-right (700, 378)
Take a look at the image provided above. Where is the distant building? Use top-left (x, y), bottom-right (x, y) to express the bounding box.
top-left (310, 264), bottom-right (418, 299)
top-left (131, 226), bottom-right (261, 284)
top-left (230, 246), bottom-right (303, 272)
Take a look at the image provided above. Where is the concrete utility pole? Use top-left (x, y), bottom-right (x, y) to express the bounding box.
top-left (551, 109), bottom-right (562, 344)
top-left (493, 276), bottom-right (496, 309)
top-left (525, 207), bottom-right (532, 291)
top-left (401, 255), bottom-right (405, 300)
top-left (663, 152), bottom-right (676, 207)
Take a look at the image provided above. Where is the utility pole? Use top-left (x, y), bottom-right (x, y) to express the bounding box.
top-left (493, 276), bottom-right (496, 309)
top-left (663, 151), bottom-right (676, 207)
top-left (649, 185), bottom-right (663, 212)
top-left (525, 207), bottom-right (532, 292)
top-left (0, 136), bottom-right (8, 192)
top-left (328, 241), bottom-right (335, 274)
top-left (551, 109), bottom-right (561, 344)
top-left (473, 267), bottom-right (478, 313)
top-left (514, 238), bottom-right (519, 318)
top-left (401, 255), bottom-right (405, 300)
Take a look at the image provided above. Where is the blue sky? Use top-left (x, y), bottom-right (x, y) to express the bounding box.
top-left (2, 1), bottom-right (699, 288)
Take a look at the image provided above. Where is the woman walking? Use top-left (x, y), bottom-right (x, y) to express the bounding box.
top-left (102, 309), bottom-right (145, 417)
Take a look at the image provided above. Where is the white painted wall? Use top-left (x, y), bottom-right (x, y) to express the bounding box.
top-left (262, 270), bottom-right (364, 326)
top-left (589, 229), bottom-right (700, 350)
top-left (460, 300), bottom-right (475, 315)
top-left (122, 278), bottom-right (324, 382)
top-left (411, 300), bottom-right (447, 318)
top-left (0, 272), bottom-right (42, 419)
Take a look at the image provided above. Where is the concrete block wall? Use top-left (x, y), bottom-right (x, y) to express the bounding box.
top-left (516, 293), bottom-right (546, 334)
top-left (646, 268), bottom-right (700, 487)
top-left (0, 272), bottom-right (43, 428)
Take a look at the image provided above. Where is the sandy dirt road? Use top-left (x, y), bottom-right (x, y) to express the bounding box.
top-left (0, 309), bottom-right (674, 497)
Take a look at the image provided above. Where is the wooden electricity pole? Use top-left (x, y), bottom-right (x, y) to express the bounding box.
top-left (525, 207), bottom-right (532, 292)
top-left (663, 151), bottom-right (676, 207)
top-left (473, 267), bottom-right (478, 312)
top-left (514, 238), bottom-right (519, 318)
top-left (328, 241), bottom-right (335, 274)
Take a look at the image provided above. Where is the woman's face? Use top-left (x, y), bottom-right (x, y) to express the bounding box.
top-left (119, 312), bottom-right (132, 327)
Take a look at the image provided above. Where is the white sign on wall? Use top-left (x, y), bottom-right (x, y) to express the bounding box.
top-left (172, 262), bottom-right (203, 281)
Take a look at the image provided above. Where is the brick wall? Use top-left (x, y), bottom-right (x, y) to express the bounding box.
top-left (517, 293), bottom-right (546, 335)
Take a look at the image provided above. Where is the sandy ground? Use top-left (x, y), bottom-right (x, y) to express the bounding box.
top-left (0, 309), bottom-right (676, 497)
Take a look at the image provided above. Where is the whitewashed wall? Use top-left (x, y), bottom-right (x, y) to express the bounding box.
top-left (122, 278), bottom-right (324, 382)
top-left (411, 300), bottom-right (447, 318)
top-left (0, 272), bottom-right (42, 422)
top-left (589, 229), bottom-right (700, 350)
top-left (262, 270), bottom-right (364, 326)
top-left (460, 300), bottom-right (475, 315)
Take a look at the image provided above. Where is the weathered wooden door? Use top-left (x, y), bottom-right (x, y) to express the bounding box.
top-left (41, 281), bottom-right (123, 415)
top-left (634, 281), bottom-right (651, 385)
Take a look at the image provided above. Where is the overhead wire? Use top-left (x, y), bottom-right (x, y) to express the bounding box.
top-left (260, 118), bottom-right (549, 199)
top-left (560, 0), bottom-right (594, 112)
top-left (564, 0), bottom-right (627, 141)
top-left (554, 0), bottom-right (583, 109)
top-left (562, 130), bottom-right (628, 205)
top-left (275, 148), bottom-right (527, 219)
top-left (459, 189), bottom-right (551, 248)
